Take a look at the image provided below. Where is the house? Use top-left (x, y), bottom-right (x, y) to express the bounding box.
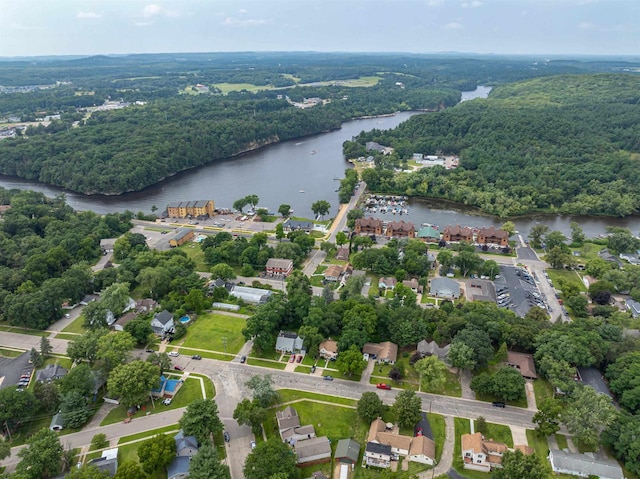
top-left (385, 221), bottom-right (416, 238)
top-left (36, 364), bottom-right (68, 383)
top-left (402, 278), bottom-right (423, 293)
top-left (378, 277), bottom-right (397, 290)
top-left (283, 424), bottom-right (316, 443)
top-left (365, 142), bottom-right (393, 155)
top-left (365, 442), bottom-right (393, 468)
top-left (80, 294), bottom-right (99, 305)
top-left (336, 247), bottom-right (350, 261)
top-left (112, 311), bottom-right (137, 332)
top-left (230, 285), bottom-right (272, 304)
top-left (505, 351), bottom-right (538, 380)
top-left (151, 375), bottom-right (183, 398)
top-left (443, 225), bottom-right (473, 243)
top-left (548, 449), bottom-right (624, 479)
top-left (169, 228), bottom-right (195, 247)
top-left (416, 226), bottom-right (441, 243)
top-left (90, 448), bottom-right (118, 476)
top-left (461, 432), bottom-right (507, 472)
top-left (284, 219), bottom-right (314, 232)
top-left (626, 299), bottom-right (640, 318)
top-left (265, 258), bottom-right (294, 277)
top-left (335, 439), bottom-right (361, 465)
top-left (477, 226), bottom-right (510, 247)
top-left (276, 406), bottom-right (299, 435)
top-left (577, 367), bottom-right (614, 400)
top-left (466, 279), bottom-right (496, 303)
top-left (275, 332), bottom-right (304, 353)
top-left (408, 435), bottom-right (436, 466)
top-left (294, 436), bottom-right (332, 465)
top-left (151, 310), bottom-right (175, 336)
top-left (167, 200), bottom-right (214, 218)
top-left (514, 445), bottom-right (535, 456)
top-left (100, 238), bottom-right (116, 254)
top-left (49, 412), bottom-right (64, 431)
top-left (135, 298), bottom-right (158, 313)
top-left (355, 218), bottom-right (383, 235)
top-left (429, 277), bottom-right (461, 299)
top-left (368, 418), bottom-right (411, 456)
top-left (416, 340), bottom-right (450, 361)
top-left (363, 342), bottom-right (398, 364)
top-left (167, 456), bottom-right (190, 479)
top-left (318, 339), bottom-right (338, 360)
top-left (324, 265), bottom-right (344, 282)
top-left (174, 430), bottom-right (199, 457)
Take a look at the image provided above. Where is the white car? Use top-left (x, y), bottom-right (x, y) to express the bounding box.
top-left (250, 440), bottom-right (256, 449)
top-left (162, 398), bottom-right (172, 406)
top-left (168, 352), bottom-right (179, 357)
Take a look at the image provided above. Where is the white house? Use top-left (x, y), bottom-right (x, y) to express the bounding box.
top-left (548, 449), bottom-right (624, 479)
top-left (408, 435), bottom-right (436, 466)
top-left (151, 310), bottom-right (175, 336)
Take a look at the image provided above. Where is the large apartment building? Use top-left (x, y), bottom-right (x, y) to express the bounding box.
top-left (167, 200), bottom-right (215, 219)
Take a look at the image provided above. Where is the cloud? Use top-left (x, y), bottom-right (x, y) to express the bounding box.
top-left (135, 21), bottom-right (154, 27)
top-left (238, 8), bottom-right (248, 14)
top-left (462, 1), bottom-right (483, 7)
top-left (77, 11), bottom-right (102, 19)
top-left (443, 21), bottom-right (463, 30)
top-left (143, 4), bottom-right (163, 17)
top-left (579, 21), bottom-right (595, 29)
top-left (223, 17), bottom-right (268, 27)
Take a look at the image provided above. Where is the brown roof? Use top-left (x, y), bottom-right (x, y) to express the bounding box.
top-left (319, 340), bottom-right (338, 354)
top-left (506, 351), bottom-right (538, 379)
top-left (514, 445), bottom-right (535, 455)
top-left (444, 225), bottom-right (473, 237)
top-left (324, 265), bottom-right (343, 278)
top-left (367, 418), bottom-right (387, 442)
top-left (386, 220), bottom-right (415, 232)
top-left (409, 435), bottom-right (436, 459)
top-left (363, 341), bottom-right (398, 363)
top-left (479, 226), bottom-right (509, 240)
top-left (266, 258), bottom-right (294, 269)
top-left (336, 248), bottom-right (349, 261)
top-left (113, 312), bottom-right (137, 328)
top-left (461, 433), bottom-right (484, 454)
top-left (357, 218), bottom-right (383, 228)
top-left (483, 440), bottom-right (508, 455)
top-left (376, 432), bottom-right (412, 451)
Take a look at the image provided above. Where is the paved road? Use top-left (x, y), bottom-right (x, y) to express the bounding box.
top-left (0, 332), bottom-right (69, 355)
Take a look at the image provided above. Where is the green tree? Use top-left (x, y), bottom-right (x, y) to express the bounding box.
top-left (436, 250), bottom-right (454, 272)
top-left (97, 331), bottom-right (136, 370)
top-left (275, 223), bottom-right (285, 241)
top-left (246, 374), bottom-right (280, 408)
top-left (210, 263), bottom-right (236, 281)
top-left (16, 428), bottom-right (63, 479)
top-left (59, 363), bottom-right (94, 397)
top-left (545, 246), bottom-right (570, 269)
top-left (114, 461), bottom-right (148, 479)
top-left (414, 355), bottom-right (447, 391)
top-left (0, 387), bottom-right (38, 433)
top-left (245, 194), bottom-right (260, 208)
top-left (475, 416), bottom-right (487, 435)
top-left (33, 380), bottom-right (60, 413)
top-left (562, 386), bottom-right (617, 451)
top-left (108, 360), bottom-right (160, 407)
top-left (243, 438), bottom-right (297, 479)
top-left (179, 399), bottom-right (224, 445)
top-left (91, 433), bottom-right (109, 450)
top-left (448, 341), bottom-right (476, 371)
top-left (124, 318), bottom-right (153, 345)
top-left (532, 398), bottom-right (562, 437)
top-left (392, 390), bottom-right (422, 429)
top-left (137, 434), bottom-right (177, 474)
top-left (65, 465), bottom-right (111, 479)
top-left (233, 197), bottom-right (248, 213)
top-left (189, 444), bottom-right (231, 479)
top-left (30, 347), bottom-right (43, 368)
top-left (336, 346), bottom-right (367, 378)
top-left (490, 367), bottom-right (526, 401)
top-left (570, 221), bottom-right (586, 247)
top-left (311, 200), bottom-right (331, 218)
top-left (607, 351), bottom-right (640, 413)
top-left (452, 327), bottom-right (494, 369)
top-left (501, 221), bottom-right (516, 237)
top-left (335, 231), bottom-right (348, 248)
top-left (40, 336), bottom-right (52, 358)
top-left (60, 390), bottom-right (92, 428)
top-left (67, 328), bottom-right (108, 364)
top-left (0, 438), bottom-right (10, 460)
top-left (233, 398), bottom-right (268, 436)
top-left (545, 231), bottom-right (568, 251)
top-left (278, 204), bottom-right (291, 217)
top-left (492, 450), bottom-right (548, 479)
top-left (528, 224), bottom-right (549, 249)
top-left (602, 412), bottom-right (640, 476)
top-left (146, 352), bottom-right (171, 374)
top-left (357, 391), bottom-right (385, 423)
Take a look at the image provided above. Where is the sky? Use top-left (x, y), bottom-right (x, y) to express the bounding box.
top-left (0, 0), bottom-right (638, 57)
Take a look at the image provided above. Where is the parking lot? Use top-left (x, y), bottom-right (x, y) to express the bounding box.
top-left (495, 266), bottom-right (546, 317)
top-left (0, 351), bottom-right (33, 390)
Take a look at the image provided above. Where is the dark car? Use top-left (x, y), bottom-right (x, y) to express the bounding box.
top-left (492, 401), bottom-right (506, 408)
top-left (174, 365), bottom-right (184, 371)
top-left (224, 431), bottom-right (230, 442)
top-left (310, 365), bottom-right (316, 373)
top-left (191, 355), bottom-right (202, 360)
top-left (240, 355), bottom-right (247, 363)
top-left (323, 375), bottom-right (333, 381)
top-left (145, 349), bottom-right (154, 353)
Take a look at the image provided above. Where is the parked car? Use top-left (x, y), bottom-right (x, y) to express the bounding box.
top-left (376, 383), bottom-right (391, 390)
top-left (191, 355), bottom-right (202, 360)
top-left (224, 431), bottom-right (230, 442)
top-left (168, 351), bottom-right (179, 357)
top-left (492, 401), bottom-right (506, 408)
top-left (145, 349), bottom-right (155, 353)
top-left (323, 375), bottom-right (333, 381)
top-left (174, 365), bottom-right (184, 371)
top-left (162, 398), bottom-right (172, 406)
top-left (64, 313), bottom-right (71, 319)
top-left (250, 440), bottom-right (256, 449)
top-left (296, 355), bottom-right (303, 363)
top-left (310, 365), bottom-right (316, 373)
top-left (289, 354), bottom-right (295, 363)
top-left (240, 355), bottom-right (247, 363)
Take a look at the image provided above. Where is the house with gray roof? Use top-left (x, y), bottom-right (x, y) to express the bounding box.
top-left (275, 331), bottom-right (304, 353)
top-left (548, 449), bottom-right (623, 479)
top-left (429, 277), bottom-right (461, 299)
top-left (167, 456), bottom-right (190, 479)
top-left (577, 367), bottom-right (614, 400)
top-left (36, 363), bottom-right (68, 383)
top-left (294, 436), bottom-right (332, 465)
top-left (174, 430), bottom-right (199, 457)
top-left (416, 340), bottom-right (450, 361)
top-left (365, 442), bottom-right (393, 468)
top-left (89, 448), bottom-right (118, 476)
top-left (151, 310), bottom-right (175, 336)
top-left (335, 438), bottom-right (361, 465)
top-left (284, 219), bottom-right (314, 232)
top-left (626, 299), bottom-right (640, 318)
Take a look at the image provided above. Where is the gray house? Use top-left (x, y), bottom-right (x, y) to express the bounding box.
top-left (89, 448), bottom-right (118, 476)
top-left (36, 364), bottom-right (68, 383)
top-left (167, 456), bottom-right (190, 479)
top-left (294, 436), bottom-right (332, 465)
top-left (174, 430), bottom-right (199, 457)
top-left (151, 310), bottom-right (175, 336)
top-left (275, 332), bottom-right (304, 353)
top-left (429, 277), bottom-right (461, 299)
top-left (416, 340), bottom-right (450, 361)
top-left (548, 449), bottom-right (624, 479)
top-left (335, 438), bottom-right (361, 465)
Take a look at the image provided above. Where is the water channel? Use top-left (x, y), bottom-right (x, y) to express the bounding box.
top-left (0, 86), bottom-right (637, 238)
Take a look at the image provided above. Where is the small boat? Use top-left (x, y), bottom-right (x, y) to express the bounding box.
top-left (299, 190), bottom-right (305, 193)
top-left (311, 150), bottom-right (317, 155)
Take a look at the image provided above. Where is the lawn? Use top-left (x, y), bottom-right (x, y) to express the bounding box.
top-left (532, 378), bottom-right (555, 404)
top-left (61, 315), bottom-right (86, 334)
top-left (482, 422), bottom-right (513, 447)
top-left (276, 389), bottom-right (357, 407)
top-left (118, 424), bottom-right (180, 444)
top-left (180, 313), bottom-right (246, 354)
top-left (428, 370), bottom-right (462, 397)
top-left (429, 413), bottom-right (446, 462)
top-left (116, 442), bottom-right (165, 479)
top-left (101, 377), bottom-right (204, 426)
top-left (453, 417), bottom-right (471, 473)
top-left (176, 347), bottom-right (233, 361)
top-left (555, 433), bottom-right (568, 450)
top-left (246, 358), bottom-right (287, 370)
top-left (546, 268), bottom-right (586, 293)
top-left (526, 429), bottom-right (553, 474)
top-left (0, 347), bottom-right (22, 357)
top-left (0, 325), bottom-right (49, 337)
top-left (176, 242), bottom-right (209, 272)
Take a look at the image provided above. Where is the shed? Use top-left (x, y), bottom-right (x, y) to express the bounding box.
top-left (49, 412), bottom-right (64, 431)
top-left (335, 438), bottom-right (361, 465)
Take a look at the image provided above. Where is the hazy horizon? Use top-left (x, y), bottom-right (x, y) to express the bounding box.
top-left (1, 0), bottom-right (638, 57)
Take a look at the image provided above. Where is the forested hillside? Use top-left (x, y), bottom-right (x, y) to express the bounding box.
top-left (349, 74), bottom-right (640, 217)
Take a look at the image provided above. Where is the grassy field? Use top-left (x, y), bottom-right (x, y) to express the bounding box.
top-left (0, 324), bottom-right (49, 337)
top-left (61, 315), bottom-right (86, 334)
top-left (180, 313), bottom-right (246, 353)
top-left (546, 268), bottom-right (587, 293)
top-left (555, 433), bottom-right (568, 450)
top-left (429, 370), bottom-right (462, 397)
top-left (532, 378), bottom-right (555, 404)
top-left (118, 424), bottom-right (180, 444)
top-left (116, 442), bottom-right (165, 479)
top-left (246, 358), bottom-right (287, 370)
top-left (176, 347), bottom-right (233, 361)
top-left (453, 417), bottom-right (471, 473)
top-left (276, 389), bottom-right (357, 407)
top-left (176, 242), bottom-right (209, 272)
top-left (429, 413), bottom-right (446, 462)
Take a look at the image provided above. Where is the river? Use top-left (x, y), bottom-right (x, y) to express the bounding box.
top-left (0, 86), bottom-right (638, 238)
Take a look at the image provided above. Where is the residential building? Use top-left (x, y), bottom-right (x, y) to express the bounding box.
top-left (378, 277), bottom-right (397, 290)
top-left (167, 456), bottom-right (190, 479)
top-left (112, 311), bottom-right (137, 332)
top-left (324, 264), bottom-right (344, 282)
top-left (363, 342), bottom-right (398, 364)
top-left (275, 332), bottom-right (304, 353)
top-left (36, 364), bottom-right (68, 383)
top-left (336, 247), bottom-right (350, 261)
top-left (284, 219), bottom-right (314, 232)
top-left (367, 418), bottom-right (436, 466)
top-left (626, 299), bottom-right (640, 318)
top-left (443, 225), bottom-right (473, 243)
top-left (294, 436), bottom-right (332, 465)
top-left (505, 351), bottom-right (538, 380)
top-left (429, 278), bottom-right (461, 299)
top-left (385, 221), bottom-right (416, 238)
top-left (577, 367), bottom-right (614, 400)
top-left (402, 278), bottom-right (422, 293)
top-left (167, 200), bottom-right (215, 218)
top-left (151, 310), bottom-right (175, 336)
top-left (169, 228), bottom-right (195, 247)
top-left (477, 226), bottom-right (510, 247)
top-left (416, 225), bottom-right (441, 243)
top-left (174, 430), bottom-right (199, 457)
top-left (89, 448), bottom-right (118, 476)
top-left (100, 238), bottom-right (116, 254)
top-left (461, 432), bottom-right (507, 472)
top-left (416, 340), bottom-right (450, 361)
top-left (265, 258), bottom-right (294, 277)
top-left (230, 285), bottom-right (273, 304)
top-left (355, 218), bottom-right (383, 235)
top-left (408, 435), bottom-right (437, 466)
top-left (365, 142), bottom-right (393, 155)
top-left (335, 439), bottom-right (361, 465)
top-left (135, 298), bottom-right (158, 313)
top-left (548, 449), bottom-right (624, 479)
top-left (318, 339), bottom-right (338, 360)
top-left (365, 442), bottom-right (393, 468)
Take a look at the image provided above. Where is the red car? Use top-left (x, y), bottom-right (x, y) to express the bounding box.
top-left (296, 355), bottom-right (303, 363)
top-left (376, 383), bottom-right (391, 390)
top-left (174, 365), bottom-right (184, 371)
top-left (289, 354), bottom-right (296, 363)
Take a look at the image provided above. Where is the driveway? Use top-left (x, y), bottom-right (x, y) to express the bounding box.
top-left (510, 425), bottom-right (529, 447)
top-left (460, 369), bottom-right (475, 400)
